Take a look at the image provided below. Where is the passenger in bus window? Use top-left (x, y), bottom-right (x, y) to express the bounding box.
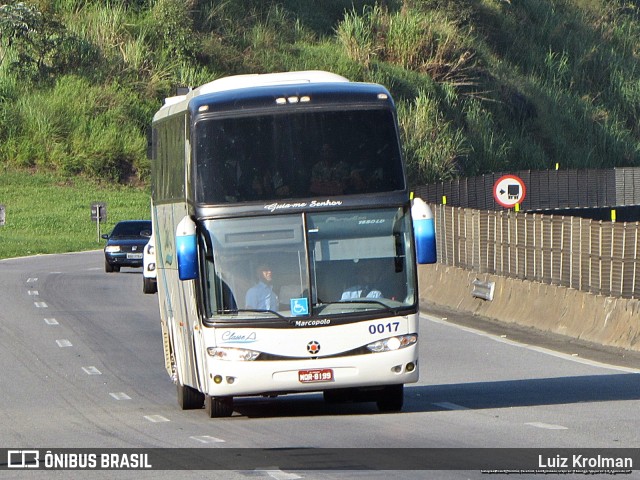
top-left (341, 263), bottom-right (383, 300)
top-left (245, 264), bottom-right (279, 311)
top-left (241, 168), bottom-right (290, 200)
top-left (310, 144), bottom-right (349, 196)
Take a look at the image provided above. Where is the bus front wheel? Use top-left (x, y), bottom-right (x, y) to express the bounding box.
top-left (177, 384), bottom-right (204, 410)
top-left (205, 395), bottom-right (233, 418)
top-left (376, 384), bottom-right (404, 413)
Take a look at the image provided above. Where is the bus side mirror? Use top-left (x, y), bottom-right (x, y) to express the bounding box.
top-left (412, 197), bottom-right (437, 264)
top-left (176, 216), bottom-right (198, 281)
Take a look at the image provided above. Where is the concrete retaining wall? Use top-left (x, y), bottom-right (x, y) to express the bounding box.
top-left (418, 263), bottom-right (640, 351)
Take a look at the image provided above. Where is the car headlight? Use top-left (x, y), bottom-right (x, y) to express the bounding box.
top-left (105, 246), bottom-right (121, 253)
top-left (207, 347), bottom-right (260, 361)
top-left (366, 334), bottom-right (417, 353)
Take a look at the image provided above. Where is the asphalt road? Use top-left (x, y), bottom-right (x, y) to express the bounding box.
top-left (0, 251), bottom-right (638, 479)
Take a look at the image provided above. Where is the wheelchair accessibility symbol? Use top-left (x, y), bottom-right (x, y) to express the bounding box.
top-left (290, 298), bottom-right (309, 316)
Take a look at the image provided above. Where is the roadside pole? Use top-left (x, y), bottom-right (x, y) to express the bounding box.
top-left (91, 202), bottom-right (107, 241)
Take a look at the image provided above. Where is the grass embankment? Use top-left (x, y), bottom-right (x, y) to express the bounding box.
top-left (0, 170), bottom-right (148, 260)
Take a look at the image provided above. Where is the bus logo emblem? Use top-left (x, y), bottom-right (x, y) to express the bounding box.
top-left (307, 341), bottom-right (321, 355)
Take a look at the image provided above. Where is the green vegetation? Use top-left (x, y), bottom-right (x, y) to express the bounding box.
top-left (0, 170), bottom-right (149, 259)
top-left (0, 0), bottom-right (639, 257)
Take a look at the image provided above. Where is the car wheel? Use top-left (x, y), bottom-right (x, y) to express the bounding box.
top-left (105, 261), bottom-right (114, 273)
top-left (205, 395), bottom-right (233, 418)
top-left (143, 277), bottom-right (157, 294)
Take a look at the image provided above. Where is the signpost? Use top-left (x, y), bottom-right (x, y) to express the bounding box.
top-left (493, 175), bottom-right (526, 209)
top-left (91, 202), bottom-right (107, 241)
top-left (0, 204), bottom-right (5, 226)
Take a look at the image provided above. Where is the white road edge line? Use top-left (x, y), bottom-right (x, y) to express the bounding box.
top-left (110, 392), bottom-right (132, 400)
top-left (144, 415), bottom-right (170, 423)
top-left (525, 422), bottom-right (568, 430)
top-left (423, 313), bottom-right (640, 374)
top-left (82, 366), bottom-right (102, 375)
top-left (255, 469), bottom-right (302, 480)
top-left (433, 402), bottom-right (470, 410)
top-left (190, 435), bottom-right (226, 444)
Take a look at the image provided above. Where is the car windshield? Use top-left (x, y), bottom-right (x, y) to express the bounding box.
top-left (199, 208), bottom-right (416, 322)
top-left (111, 221), bottom-right (151, 237)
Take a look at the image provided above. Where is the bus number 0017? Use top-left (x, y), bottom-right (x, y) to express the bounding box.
top-left (369, 322), bottom-right (400, 334)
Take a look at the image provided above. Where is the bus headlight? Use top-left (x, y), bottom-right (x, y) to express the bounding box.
top-left (366, 334), bottom-right (417, 353)
top-left (207, 347), bottom-right (260, 361)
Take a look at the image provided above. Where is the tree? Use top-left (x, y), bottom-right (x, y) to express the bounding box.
top-left (0, 1), bottom-right (68, 81)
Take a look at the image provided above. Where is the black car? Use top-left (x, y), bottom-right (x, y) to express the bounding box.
top-left (102, 220), bottom-right (152, 273)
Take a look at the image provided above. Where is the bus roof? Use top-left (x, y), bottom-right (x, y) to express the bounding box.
top-left (154, 71), bottom-right (350, 121)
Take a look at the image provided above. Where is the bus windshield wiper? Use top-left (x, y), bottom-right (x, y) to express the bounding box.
top-left (316, 300), bottom-right (399, 315)
top-left (231, 309), bottom-right (295, 323)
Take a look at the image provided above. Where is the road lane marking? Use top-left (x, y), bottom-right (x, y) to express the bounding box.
top-left (34, 302), bottom-right (48, 308)
top-left (82, 366), bottom-right (102, 375)
top-left (56, 339), bottom-right (72, 347)
top-left (26, 278), bottom-right (38, 283)
top-left (433, 402), bottom-right (470, 410)
top-left (28, 290), bottom-right (39, 296)
top-left (190, 435), bottom-right (226, 444)
top-left (256, 469), bottom-right (302, 480)
top-left (423, 314), bottom-right (640, 374)
top-left (144, 415), bottom-right (170, 423)
top-left (44, 318), bottom-right (59, 325)
top-left (525, 422), bottom-right (568, 430)
top-left (110, 392), bottom-right (132, 400)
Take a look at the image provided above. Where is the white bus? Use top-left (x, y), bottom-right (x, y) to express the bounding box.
top-left (149, 71), bottom-right (437, 417)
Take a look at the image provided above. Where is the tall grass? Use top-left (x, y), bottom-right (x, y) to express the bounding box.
top-left (0, 76), bottom-right (150, 181)
top-left (397, 91), bottom-right (468, 184)
top-left (337, 5), bottom-right (478, 85)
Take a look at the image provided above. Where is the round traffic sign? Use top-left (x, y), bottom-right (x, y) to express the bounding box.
top-left (493, 175), bottom-right (526, 208)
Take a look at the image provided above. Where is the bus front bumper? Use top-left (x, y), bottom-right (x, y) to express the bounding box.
top-left (203, 346), bottom-right (419, 397)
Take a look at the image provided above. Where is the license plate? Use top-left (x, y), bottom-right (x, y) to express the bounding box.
top-left (127, 253), bottom-right (143, 259)
top-left (298, 368), bottom-right (333, 383)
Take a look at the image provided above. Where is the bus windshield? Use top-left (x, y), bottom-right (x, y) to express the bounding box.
top-left (194, 108), bottom-right (405, 204)
top-left (200, 207), bottom-right (416, 322)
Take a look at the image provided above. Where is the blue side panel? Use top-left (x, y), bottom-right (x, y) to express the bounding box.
top-left (177, 234), bottom-right (198, 280)
top-left (414, 218), bottom-right (437, 264)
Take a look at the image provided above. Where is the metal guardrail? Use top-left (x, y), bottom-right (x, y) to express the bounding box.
top-left (432, 204), bottom-right (640, 299)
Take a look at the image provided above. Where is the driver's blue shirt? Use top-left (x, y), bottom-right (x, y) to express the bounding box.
top-left (245, 281), bottom-right (279, 310)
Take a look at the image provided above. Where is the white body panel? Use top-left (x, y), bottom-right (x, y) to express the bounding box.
top-left (197, 314), bottom-right (419, 397)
